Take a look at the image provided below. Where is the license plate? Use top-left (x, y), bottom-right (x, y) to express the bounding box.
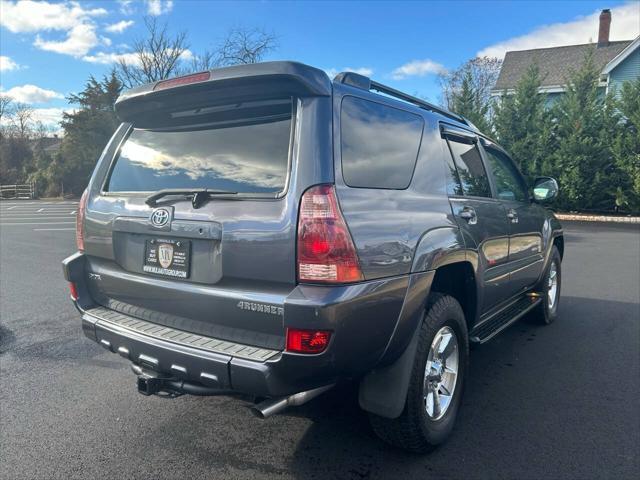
top-left (143, 238), bottom-right (191, 278)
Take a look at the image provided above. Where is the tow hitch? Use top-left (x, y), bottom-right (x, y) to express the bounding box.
top-left (137, 375), bottom-right (166, 396)
top-left (131, 363), bottom-right (235, 398)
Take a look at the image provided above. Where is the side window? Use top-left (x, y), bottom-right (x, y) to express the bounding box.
top-left (341, 96), bottom-right (424, 189)
top-left (442, 139), bottom-right (464, 196)
top-left (484, 147), bottom-right (528, 202)
top-left (446, 139), bottom-right (492, 198)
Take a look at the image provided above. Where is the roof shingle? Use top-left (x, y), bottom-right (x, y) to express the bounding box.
top-left (492, 41), bottom-right (632, 91)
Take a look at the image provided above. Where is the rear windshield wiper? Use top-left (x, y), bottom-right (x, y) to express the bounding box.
top-left (145, 188), bottom-right (237, 209)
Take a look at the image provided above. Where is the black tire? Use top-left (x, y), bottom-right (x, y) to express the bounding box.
top-left (531, 246), bottom-right (562, 325)
top-left (369, 293), bottom-right (469, 453)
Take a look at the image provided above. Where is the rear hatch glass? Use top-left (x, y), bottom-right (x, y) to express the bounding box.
top-left (105, 99), bottom-right (293, 196)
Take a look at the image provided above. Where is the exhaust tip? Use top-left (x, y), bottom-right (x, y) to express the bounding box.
top-left (250, 406), bottom-right (267, 419)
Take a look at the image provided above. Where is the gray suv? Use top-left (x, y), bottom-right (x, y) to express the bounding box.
top-left (63, 61), bottom-right (563, 452)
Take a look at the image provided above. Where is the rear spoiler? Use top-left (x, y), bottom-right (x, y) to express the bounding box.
top-left (114, 61), bottom-right (332, 123)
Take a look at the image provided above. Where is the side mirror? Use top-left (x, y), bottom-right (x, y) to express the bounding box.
top-left (532, 177), bottom-right (559, 203)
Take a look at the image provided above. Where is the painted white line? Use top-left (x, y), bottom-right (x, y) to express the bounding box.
top-left (0, 202), bottom-right (78, 206)
top-left (1, 212), bottom-right (76, 215)
top-left (33, 228), bottom-right (76, 231)
top-left (0, 222), bottom-right (76, 225)
top-left (0, 217), bottom-right (78, 220)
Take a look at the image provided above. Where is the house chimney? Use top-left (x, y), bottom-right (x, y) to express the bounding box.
top-left (598, 9), bottom-right (611, 47)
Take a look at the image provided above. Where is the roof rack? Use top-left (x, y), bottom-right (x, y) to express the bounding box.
top-left (334, 71), bottom-right (469, 126)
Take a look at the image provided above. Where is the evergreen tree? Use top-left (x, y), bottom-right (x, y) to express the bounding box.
top-left (493, 62), bottom-right (550, 180)
top-left (54, 71), bottom-right (122, 195)
top-left (451, 69), bottom-right (491, 132)
top-left (610, 79), bottom-right (640, 212)
top-left (548, 49), bottom-right (620, 211)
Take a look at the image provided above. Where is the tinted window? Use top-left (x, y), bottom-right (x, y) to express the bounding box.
top-left (107, 111), bottom-right (292, 195)
top-left (341, 97), bottom-right (423, 189)
top-left (484, 147), bottom-right (528, 202)
top-left (442, 140), bottom-right (464, 196)
top-left (447, 139), bottom-right (491, 198)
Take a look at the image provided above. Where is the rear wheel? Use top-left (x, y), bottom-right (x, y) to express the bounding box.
top-left (369, 293), bottom-right (468, 453)
top-left (531, 246), bottom-right (562, 325)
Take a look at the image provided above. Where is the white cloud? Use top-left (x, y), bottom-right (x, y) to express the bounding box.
top-left (0, 55), bottom-right (20, 72)
top-left (32, 107), bottom-right (73, 133)
top-left (478, 3), bottom-right (640, 59)
top-left (34, 24), bottom-right (100, 57)
top-left (325, 66), bottom-right (374, 79)
top-left (31, 107), bottom-right (67, 125)
top-left (117, 0), bottom-right (135, 15)
top-left (179, 49), bottom-right (194, 62)
top-left (3, 84), bottom-right (64, 104)
top-left (83, 48), bottom-right (192, 67)
top-left (82, 51), bottom-right (140, 66)
top-left (0, 0), bottom-right (109, 57)
top-left (0, 0), bottom-right (106, 33)
top-left (145, 0), bottom-right (173, 16)
top-left (105, 20), bottom-right (134, 34)
top-left (391, 59), bottom-right (446, 80)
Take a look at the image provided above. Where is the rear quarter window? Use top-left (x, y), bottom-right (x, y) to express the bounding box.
top-left (340, 96), bottom-right (424, 189)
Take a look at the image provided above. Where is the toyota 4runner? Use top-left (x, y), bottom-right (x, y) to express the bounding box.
top-left (63, 61), bottom-right (563, 452)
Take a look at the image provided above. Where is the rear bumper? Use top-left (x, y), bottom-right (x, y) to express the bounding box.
top-left (64, 253), bottom-right (433, 397)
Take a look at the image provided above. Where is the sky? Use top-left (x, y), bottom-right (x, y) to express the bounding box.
top-left (1, 0), bottom-right (639, 132)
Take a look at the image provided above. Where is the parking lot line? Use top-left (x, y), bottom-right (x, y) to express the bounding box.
top-left (32, 228), bottom-right (76, 231)
top-left (0, 222), bottom-right (76, 225)
top-left (0, 217), bottom-right (78, 220)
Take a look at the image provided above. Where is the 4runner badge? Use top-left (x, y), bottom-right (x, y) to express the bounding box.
top-left (236, 301), bottom-right (284, 316)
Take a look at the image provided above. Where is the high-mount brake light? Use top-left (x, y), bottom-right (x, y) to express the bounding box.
top-left (297, 184), bottom-right (363, 284)
top-left (286, 328), bottom-right (331, 354)
top-left (76, 189), bottom-right (88, 252)
top-left (154, 72), bottom-right (211, 91)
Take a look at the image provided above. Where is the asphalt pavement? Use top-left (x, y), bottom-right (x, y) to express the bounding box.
top-left (1, 201), bottom-right (639, 479)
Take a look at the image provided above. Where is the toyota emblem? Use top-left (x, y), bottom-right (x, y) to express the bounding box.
top-left (150, 208), bottom-right (171, 227)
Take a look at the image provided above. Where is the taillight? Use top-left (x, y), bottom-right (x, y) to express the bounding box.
top-left (286, 328), bottom-right (331, 354)
top-left (297, 185), bottom-right (363, 283)
top-left (69, 282), bottom-right (79, 301)
top-left (76, 189), bottom-right (88, 251)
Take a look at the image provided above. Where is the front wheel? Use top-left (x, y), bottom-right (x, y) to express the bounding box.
top-left (369, 293), bottom-right (468, 453)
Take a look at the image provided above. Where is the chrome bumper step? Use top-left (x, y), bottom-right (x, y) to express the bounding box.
top-left (85, 306), bottom-right (280, 362)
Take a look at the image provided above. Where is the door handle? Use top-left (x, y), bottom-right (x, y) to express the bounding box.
top-left (506, 209), bottom-right (518, 223)
top-left (458, 206), bottom-right (477, 225)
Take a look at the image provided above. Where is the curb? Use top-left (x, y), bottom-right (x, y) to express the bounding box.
top-left (555, 213), bottom-right (640, 223)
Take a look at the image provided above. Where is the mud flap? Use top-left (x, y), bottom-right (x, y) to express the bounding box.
top-left (358, 323), bottom-right (421, 419)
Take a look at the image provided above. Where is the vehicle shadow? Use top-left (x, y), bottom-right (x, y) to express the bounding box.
top-left (281, 295), bottom-right (640, 479)
top-left (117, 296), bottom-right (638, 480)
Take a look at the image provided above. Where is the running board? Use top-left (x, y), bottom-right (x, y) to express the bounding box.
top-left (470, 294), bottom-right (542, 343)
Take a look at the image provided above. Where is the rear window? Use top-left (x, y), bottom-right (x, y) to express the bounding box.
top-left (106, 101), bottom-right (292, 195)
top-left (340, 96), bottom-right (423, 189)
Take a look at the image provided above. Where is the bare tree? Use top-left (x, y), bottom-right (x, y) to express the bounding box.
top-left (439, 57), bottom-right (503, 111)
top-left (10, 103), bottom-right (34, 139)
top-left (116, 19), bottom-right (278, 88)
top-left (189, 49), bottom-right (216, 72)
top-left (116, 16), bottom-right (189, 88)
top-left (0, 94), bottom-right (14, 124)
top-left (215, 27), bottom-right (277, 67)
